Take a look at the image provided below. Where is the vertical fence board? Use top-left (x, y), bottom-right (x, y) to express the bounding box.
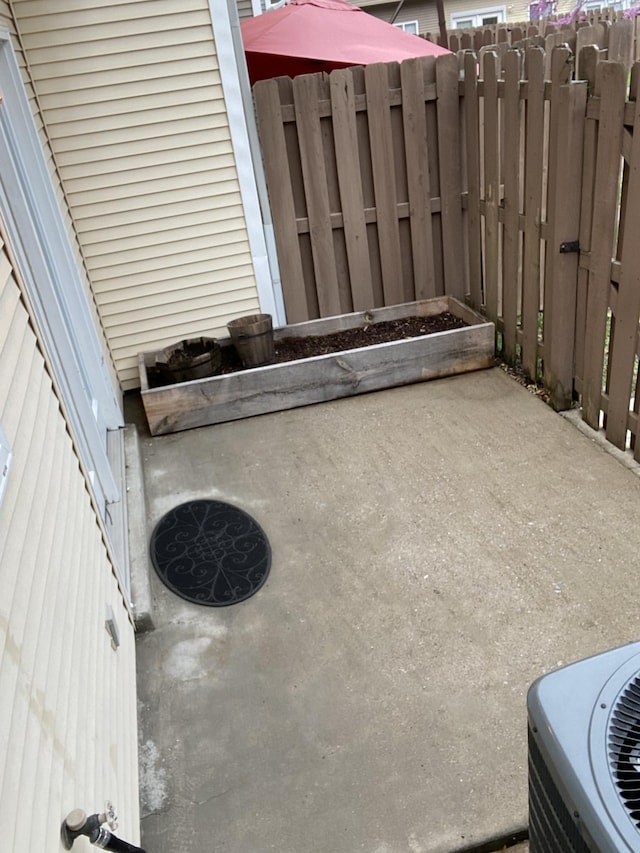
top-left (576, 24), bottom-right (607, 79)
top-left (574, 46), bottom-right (600, 390)
top-left (521, 47), bottom-right (545, 380)
top-left (400, 57), bottom-right (437, 301)
top-left (365, 63), bottom-right (404, 306)
top-left (482, 51), bottom-right (500, 322)
top-left (609, 19), bottom-right (634, 67)
top-left (436, 53), bottom-right (465, 299)
top-left (253, 79), bottom-right (309, 323)
top-left (604, 65), bottom-right (640, 449)
top-left (544, 77), bottom-right (587, 410)
top-left (582, 61), bottom-right (627, 428)
top-left (542, 47), bottom-right (572, 392)
top-left (463, 52), bottom-right (483, 309)
top-left (293, 74), bottom-right (342, 317)
top-left (502, 50), bottom-right (522, 362)
top-left (330, 69), bottom-right (375, 311)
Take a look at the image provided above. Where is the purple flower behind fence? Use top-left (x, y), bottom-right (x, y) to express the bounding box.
top-left (530, 0), bottom-right (557, 21)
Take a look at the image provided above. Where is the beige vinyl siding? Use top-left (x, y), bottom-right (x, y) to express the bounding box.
top-left (351, 0), bottom-right (575, 31)
top-left (1, 1), bottom-right (121, 397)
top-left (237, 0), bottom-right (255, 19)
top-left (12, 0), bottom-right (261, 390)
top-left (346, 0), bottom-right (438, 36)
top-left (0, 232), bottom-right (139, 850)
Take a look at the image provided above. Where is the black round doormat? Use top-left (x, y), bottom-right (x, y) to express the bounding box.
top-left (150, 500), bottom-right (271, 606)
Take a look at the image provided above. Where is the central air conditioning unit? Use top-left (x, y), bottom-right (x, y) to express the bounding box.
top-left (528, 641), bottom-right (640, 852)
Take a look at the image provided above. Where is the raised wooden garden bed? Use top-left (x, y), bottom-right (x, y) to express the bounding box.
top-left (138, 296), bottom-right (495, 436)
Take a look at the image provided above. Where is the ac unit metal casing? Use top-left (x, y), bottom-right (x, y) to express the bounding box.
top-left (528, 641), bottom-right (640, 852)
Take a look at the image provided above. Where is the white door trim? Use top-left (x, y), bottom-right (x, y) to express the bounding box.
top-left (0, 33), bottom-right (124, 518)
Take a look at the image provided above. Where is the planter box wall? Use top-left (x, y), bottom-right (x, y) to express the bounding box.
top-left (139, 296), bottom-right (495, 436)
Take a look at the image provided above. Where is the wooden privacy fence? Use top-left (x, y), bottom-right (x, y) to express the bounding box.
top-left (464, 46), bottom-right (588, 411)
top-left (576, 59), bottom-right (640, 460)
top-left (253, 48), bottom-right (640, 459)
top-left (253, 56), bottom-right (466, 325)
top-left (442, 11), bottom-right (639, 69)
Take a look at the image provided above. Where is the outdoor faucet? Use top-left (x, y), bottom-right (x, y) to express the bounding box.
top-left (61, 802), bottom-right (146, 853)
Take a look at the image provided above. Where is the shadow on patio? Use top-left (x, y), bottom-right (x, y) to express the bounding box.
top-left (128, 367), bottom-right (640, 853)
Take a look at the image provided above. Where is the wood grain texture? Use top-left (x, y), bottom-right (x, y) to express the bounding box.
top-left (140, 297), bottom-right (494, 435)
top-left (463, 52), bottom-right (482, 311)
top-left (501, 49), bottom-right (521, 364)
top-left (581, 62), bottom-right (627, 428)
top-left (401, 58), bottom-right (436, 301)
top-left (482, 51), bottom-right (500, 325)
top-left (521, 47), bottom-right (545, 381)
top-left (435, 53), bottom-right (465, 300)
top-left (365, 63), bottom-right (404, 306)
top-left (604, 66), bottom-right (640, 451)
top-left (330, 69), bottom-right (374, 312)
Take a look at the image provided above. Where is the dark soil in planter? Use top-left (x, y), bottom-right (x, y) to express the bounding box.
top-left (147, 312), bottom-right (469, 387)
top-left (218, 311), bottom-right (469, 375)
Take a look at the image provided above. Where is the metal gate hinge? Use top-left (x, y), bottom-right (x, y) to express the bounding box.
top-left (559, 240), bottom-right (580, 254)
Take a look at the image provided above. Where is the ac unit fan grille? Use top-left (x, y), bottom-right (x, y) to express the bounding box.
top-left (608, 674), bottom-right (640, 832)
top-left (528, 726), bottom-right (591, 852)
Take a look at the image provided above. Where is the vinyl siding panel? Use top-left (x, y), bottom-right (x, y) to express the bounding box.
top-left (13, 0), bottom-right (260, 389)
top-left (351, 0), bottom-right (574, 32)
top-left (0, 235), bottom-right (140, 850)
top-left (237, 0), bottom-right (255, 19)
top-left (1, 2), bottom-right (122, 399)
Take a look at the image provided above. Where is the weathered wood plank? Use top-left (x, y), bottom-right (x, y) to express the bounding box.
top-left (139, 298), bottom-right (494, 435)
top-left (365, 63), bottom-right (404, 306)
top-left (293, 73), bottom-right (341, 317)
top-left (609, 19), bottom-right (634, 68)
top-left (482, 50), bottom-right (500, 324)
top-left (521, 47), bottom-right (545, 380)
top-left (401, 57), bottom-right (437, 301)
top-left (436, 52), bottom-right (465, 299)
top-left (543, 75), bottom-right (587, 410)
top-left (502, 49), bottom-right (521, 364)
top-left (576, 24), bottom-right (607, 80)
top-left (541, 46), bottom-right (573, 402)
top-left (605, 65), bottom-right (640, 449)
top-left (582, 61), bottom-right (627, 428)
top-left (253, 79), bottom-right (309, 323)
top-left (574, 48), bottom-right (601, 391)
top-left (463, 51), bottom-right (483, 311)
top-left (329, 68), bottom-right (374, 312)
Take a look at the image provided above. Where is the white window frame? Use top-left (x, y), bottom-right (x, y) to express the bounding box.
top-left (394, 20), bottom-right (420, 34)
top-left (451, 5), bottom-right (506, 27)
top-left (0, 32), bottom-right (130, 594)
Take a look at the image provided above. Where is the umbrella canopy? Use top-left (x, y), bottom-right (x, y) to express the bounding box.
top-left (241, 0), bottom-right (451, 84)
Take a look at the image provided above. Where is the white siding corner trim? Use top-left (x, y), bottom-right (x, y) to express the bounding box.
top-left (209, 0), bottom-right (286, 325)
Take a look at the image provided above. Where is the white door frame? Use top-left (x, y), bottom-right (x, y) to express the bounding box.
top-left (0, 32), bottom-right (129, 585)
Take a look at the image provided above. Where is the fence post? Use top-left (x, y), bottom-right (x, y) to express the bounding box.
top-left (581, 61), bottom-right (627, 428)
top-left (253, 79), bottom-right (310, 323)
top-left (482, 50), bottom-right (500, 324)
top-left (436, 53), bottom-right (465, 300)
top-left (463, 51), bottom-right (482, 311)
top-left (600, 63), bottom-right (640, 452)
top-left (543, 47), bottom-right (587, 411)
top-left (501, 49), bottom-right (522, 364)
top-left (521, 47), bottom-right (545, 382)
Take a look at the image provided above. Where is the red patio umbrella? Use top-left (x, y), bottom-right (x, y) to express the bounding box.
top-left (241, 0), bottom-right (451, 84)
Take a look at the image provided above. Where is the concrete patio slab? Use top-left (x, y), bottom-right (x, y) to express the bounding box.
top-left (130, 367), bottom-right (640, 853)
